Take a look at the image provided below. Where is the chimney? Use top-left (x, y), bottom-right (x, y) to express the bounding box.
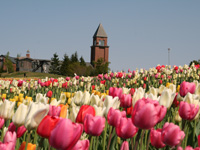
top-left (26, 50), bottom-right (30, 58)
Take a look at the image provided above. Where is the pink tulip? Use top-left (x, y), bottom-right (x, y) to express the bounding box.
top-left (120, 94), bottom-right (132, 108)
top-left (0, 118), bottom-right (5, 129)
top-left (48, 105), bottom-right (61, 117)
top-left (179, 101), bottom-right (199, 120)
top-left (71, 140), bottom-right (90, 150)
top-left (180, 81), bottom-right (196, 97)
top-left (104, 74), bottom-right (108, 80)
top-left (17, 125), bottom-right (27, 138)
top-left (116, 117), bottom-right (138, 139)
top-left (161, 122), bottom-right (185, 147)
top-left (178, 146), bottom-right (200, 150)
top-left (84, 114), bottom-right (105, 136)
top-left (66, 77), bottom-right (70, 81)
top-left (2, 131), bottom-right (17, 150)
top-left (132, 98), bottom-right (167, 129)
top-left (150, 128), bottom-right (165, 148)
top-left (120, 141), bottom-right (129, 150)
top-left (49, 118), bottom-right (83, 150)
top-left (107, 108), bottom-right (126, 127)
top-left (109, 87), bottom-right (123, 99)
top-left (0, 142), bottom-right (14, 150)
top-left (76, 76), bottom-right (80, 80)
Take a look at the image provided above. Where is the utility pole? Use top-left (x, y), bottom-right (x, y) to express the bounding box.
top-left (168, 48), bottom-right (170, 66)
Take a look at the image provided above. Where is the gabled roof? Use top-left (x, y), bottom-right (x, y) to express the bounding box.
top-left (93, 23), bottom-right (107, 38)
top-left (0, 55), bottom-right (16, 64)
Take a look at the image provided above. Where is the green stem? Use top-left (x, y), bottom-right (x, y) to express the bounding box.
top-left (95, 136), bottom-right (99, 150)
top-left (90, 136), bottom-right (94, 150)
top-left (107, 126), bottom-right (113, 150)
top-left (134, 129), bottom-right (142, 150)
top-left (140, 130), bottom-right (145, 150)
top-left (34, 129), bottom-right (38, 144)
top-left (25, 131), bottom-right (30, 150)
top-left (0, 123), bottom-right (5, 142)
top-left (193, 119), bottom-right (197, 143)
top-left (16, 138), bottom-right (20, 150)
top-left (103, 121), bottom-right (108, 150)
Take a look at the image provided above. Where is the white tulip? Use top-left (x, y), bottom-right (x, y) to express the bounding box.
top-left (50, 99), bottom-right (61, 106)
top-left (24, 102), bottom-right (49, 130)
top-left (159, 89), bottom-right (176, 109)
top-left (93, 105), bottom-right (106, 117)
top-left (72, 91), bottom-right (83, 105)
top-left (81, 91), bottom-right (91, 105)
top-left (12, 103), bottom-right (28, 127)
top-left (132, 87), bottom-right (145, 106)
top-left (0, 99), bottom-right (16, 120)
top-left (90, 94), bottom-right (101, 106)
top-left (60, 93), bottom-right (66, 104)
top-left (122, 87), bottom-right (130, 94)
top-left (103, 95), bottom-right (120, 117)
top-left (68, 104), bottom-right (80, 122)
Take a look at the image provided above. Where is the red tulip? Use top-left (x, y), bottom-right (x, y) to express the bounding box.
top-left (198, 134), bottom-right (200, 147)
top-left (150, 128), bottom-right (166, 148)
top-left (132, 98), bottom-right (167, 129)
top-left (107, 108), bottom-right (126, 127)
top-left (48, 105), bottom-right (61, 117)
top-left (179, 101), bottom-right (199, 120)
top-left (76, 105), bottom-right (95, 124)
top-left (120, 94), bottom-right (132, 108)
top-left (70, 140), bottom-right (90, 150)
top-left (161, 122), bottom-right (185, 147)
top-left (120, 141), bottom-right (129, 150)
top-left (37, 115), bottom-right (60, 138)
top-left (124, 106), bottom-right (133, 116)
top-left (17, 125), bottom-right (27, 138)
top-left (116, 117), bottom-right (138, 139)
top-left (49, 118), bottom-right (83, 150)
top-left (129, 88), bottom-right (135, 96)
top-left (47, 90), bottom-right (53, 98)
top-left (180, 81), bottom-right (196, 97)
top-left (84, 114), bottom-right (105, 136)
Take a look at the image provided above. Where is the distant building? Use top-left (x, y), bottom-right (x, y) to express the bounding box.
top-left (91, 23), bottom-right (109, 66)
top-left (0, 50), bottom-right (51, 73)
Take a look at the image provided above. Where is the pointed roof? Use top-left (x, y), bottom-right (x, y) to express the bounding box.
top-left (93, 23), bottom-right (107, 38)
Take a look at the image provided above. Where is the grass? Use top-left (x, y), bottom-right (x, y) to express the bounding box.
top-left (0, 71), bottom-right (65, 79)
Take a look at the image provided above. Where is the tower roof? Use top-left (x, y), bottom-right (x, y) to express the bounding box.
top-left (93, 23), bottom-right (107, 38)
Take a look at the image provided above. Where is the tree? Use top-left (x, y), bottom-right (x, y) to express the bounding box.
top-left (60, 54), bottom-right (70, 75)
top-left (70, 51), bottom-right (79, 63)
top-left (93, 58), bottom-right (110, 75)
top-left (189, 59), bottom-right (200, 66)
top-left (4, 52), bottom-right (14, 73)
top-left (49, 53), bottom-right (60, 74)
top-left (80, 56), bottom-right (86, 66)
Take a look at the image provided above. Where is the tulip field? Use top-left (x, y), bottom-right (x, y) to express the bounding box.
top-left (0, 64), bottom-right (200, 150)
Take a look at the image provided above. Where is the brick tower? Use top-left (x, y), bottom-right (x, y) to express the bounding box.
top-left (91, 23), bottom-right (109, 66)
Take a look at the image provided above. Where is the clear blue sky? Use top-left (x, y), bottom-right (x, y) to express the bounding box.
top-left (0, 1), bottom-right (200, 72)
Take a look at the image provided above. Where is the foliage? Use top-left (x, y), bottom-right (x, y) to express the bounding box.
top-left (70, 51), bottom-right (79, 63)
top-left (189, 59), bottom-right (200, 66)
top-left (4, 52), bottom-right (14, 73)
top-left (80, 56), bottom-right (86, 66)
top-left (60, 54), bottom-right (70, 76)
top-left (49, 53), bottom-right (60, 74)
top-left (93, 58), bottom-right (110, 75)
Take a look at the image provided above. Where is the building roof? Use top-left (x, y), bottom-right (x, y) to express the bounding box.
top-left (0, 55), bottom-right (16, 64)
top-left (93, 23), bottom-right (107, 38)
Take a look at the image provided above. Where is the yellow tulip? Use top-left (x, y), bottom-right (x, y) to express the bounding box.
top-left (100, 93), bottom-right (107, 98)
top-left (95, 91), bottom-right (101, 97)
top-left (17, 102), bottom-right (22, 107)
top-left (19, 97), bottom-right (24, 102)
top-left (59, 105), bottom-right (68, 118)
top-left (106, 90), bottom-right (109, 95)
top-left (176, 85), bottom-right (180, 93)
top-left (27, 97), bottom-right (32, 102)
top-left (2, 94), bottom-right (6, 99)
top-left (67, 98), bottom-right (71, 105)
top-left (14, 96), bottom-right (19, 101)
top-left (10, 99), bottom-right (16, 102)
top-left (166, 82), bottom-right (172, 88)
top-left (91, 90), bottom-right (96, 94)
top-left (19, 93), bottom-right (24, 99)
top-left (65, 92), bottom-right (71, 98)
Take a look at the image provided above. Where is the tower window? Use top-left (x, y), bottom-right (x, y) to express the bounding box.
top-left (99, 40), bottom-right (104, 46)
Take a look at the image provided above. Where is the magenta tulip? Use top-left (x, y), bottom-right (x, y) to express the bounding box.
top-left (84, 114), bottom-right (105, 136)
top-left (71, 140), bottom-right (90, 150)
top-left (132, 98), bottom-right (167, 129)
top-left (150, 128), bottom-right (166, 148)
top-left (0, 117), bottom-right (4, 129)
top-left (49, 118), bottom-right (83, 150)
top-left (120, 141), bottom-right (129, 150)
top-left (107, 108), bottom-right (126, 127)
top-left (179, 101), bottom-right (199, 120)
top-left (48, 105), bottom-right (61, 117)
top-left (17, 125), bottom-right (27, 138)
top-left (116, 117), bottom-right (138, 139)
top-left (180, 81), bottom-right (196, 97)
top-left (161, 122), bottom-right (185, 147)
top-left (8, 122), bottom-right (16, 132)
top-left (120, 94), bottom-right (132, 108)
